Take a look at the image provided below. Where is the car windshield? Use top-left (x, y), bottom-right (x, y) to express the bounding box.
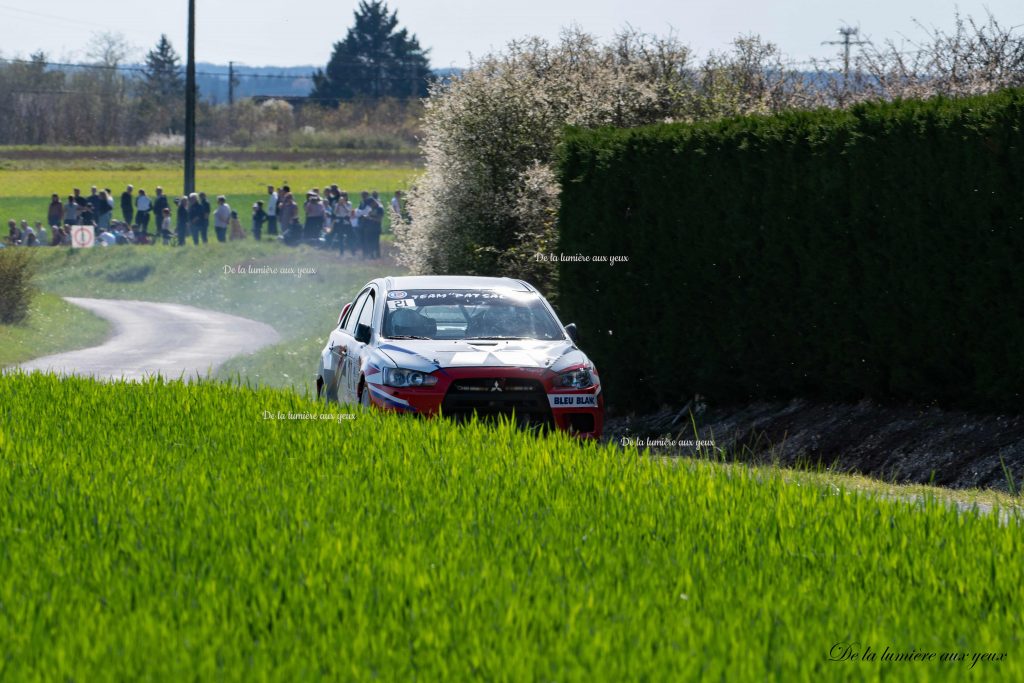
top-left (382, 289), bottom-right (565, 341)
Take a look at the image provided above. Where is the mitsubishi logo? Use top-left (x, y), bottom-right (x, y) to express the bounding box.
top-left (490, 379), bottom-right (505, 392)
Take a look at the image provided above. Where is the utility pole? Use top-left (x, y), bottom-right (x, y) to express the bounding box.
top-left (184, 0), bottom-right (196, 195)
top-left (822, 26), bottom-right (869, 81)
top-left (228, 60), bottom-right (237, 106)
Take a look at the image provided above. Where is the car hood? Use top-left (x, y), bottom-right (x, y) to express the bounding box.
top-left (376, 338), bottom-right (588, 374)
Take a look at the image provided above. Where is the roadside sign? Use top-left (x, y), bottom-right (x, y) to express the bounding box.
top-left (71, 225), bottom-right (94, 248)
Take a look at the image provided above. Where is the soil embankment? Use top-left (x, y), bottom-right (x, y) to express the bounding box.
top-left (605, 398), bottom-right (1024, 492)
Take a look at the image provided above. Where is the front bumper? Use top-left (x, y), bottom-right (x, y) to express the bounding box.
top-left (364, 365), bottom-right (604, 438)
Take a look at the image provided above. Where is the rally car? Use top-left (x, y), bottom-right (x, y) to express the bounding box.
top-left (316, 275), bottom-right (604, 438)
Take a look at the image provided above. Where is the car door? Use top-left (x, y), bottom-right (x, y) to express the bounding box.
top-left (346, 288), bottom-right (378, 400)
top-left (336, 288), bottom-right (370, 403)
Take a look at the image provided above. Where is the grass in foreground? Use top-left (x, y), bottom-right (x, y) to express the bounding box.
top-left (0, 290), bottom-right (109, 366)
top-left (1, 373), bottom-right (1021, 681)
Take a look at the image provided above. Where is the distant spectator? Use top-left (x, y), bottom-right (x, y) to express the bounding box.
top-left (277, 192), bottom-right (297, 240)
top-left (87, 186), bottom-right (103, 223)
top-left (252, 201), bottom-right (267, 241)
top-left (7, 219), bottom-right (21, 246)
top-left (105, 189), bottom-right (114, 218)
top-left (390, 189), bottom-right (403, 219)
top-left (176, 197), bottom-right (189, 246)
top-left (153, 187), bottom-right (169, 222)
top-left (36, 222), bottom-right (47, 246)
top-left (266, 185), bottom-right (278, 236)
top-left (136, 189), bottom-right (152, 233)
top-left (159, 207), bottom-right (173, 245)
top-left (75, 188), bottom-right (93, 224)
top-left (98, 229), bottom-right (117, 247)
top-left (187, 193), bottom-right (204, 245)
top-left (97, 190), bottom-right (112, 229)
top-left (120, 185), bottom-right (134, 224)
top-left (47, 194), bottom-right (64, 227)
top-left (199, 192), bottom-right (211, 243)
top-left (64, 195), bottom-right (78, 226)
top-left (358, 191), bottom-right (383, 259)
top-left (213, 196), bottom-right (231, 242)
top-left (50, 225), bottom-right (64, 246)
top-left (335, 191), bottom-right (354, 256)
top-left (24, 225), bottom-right (37, 246)
top-left (304, 191), bottom-right (325, 240)
top-left (229, 210), bottom-right (245, 240)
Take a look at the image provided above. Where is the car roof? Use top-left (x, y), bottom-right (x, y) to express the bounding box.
top-left (381, 275), bottom-right (535, 292)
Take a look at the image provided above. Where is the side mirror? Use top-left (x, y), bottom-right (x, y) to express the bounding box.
top-left (337, 302), bottom-right (352, 326)
top-left (355, 323), bottom-right (372, 344)
top-left (565, 323), bottom-right (579, 344)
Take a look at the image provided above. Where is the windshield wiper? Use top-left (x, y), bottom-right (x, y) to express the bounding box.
top-left (464, 336), bottom-right (528, 340)
top-left (386, 335), bottom-right (432, 340)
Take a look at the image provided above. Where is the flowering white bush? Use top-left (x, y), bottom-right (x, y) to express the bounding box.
top-left (397, 28), bottom-right (811, 289)
top-left (398, 16), bottom-right (1024, 290)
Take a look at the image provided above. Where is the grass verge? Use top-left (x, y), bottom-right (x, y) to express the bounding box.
top-left (0, 290), bottom-right (109, 366)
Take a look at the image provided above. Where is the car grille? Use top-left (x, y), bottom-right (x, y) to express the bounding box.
top-left (442, 378), bottom-right (553, 428)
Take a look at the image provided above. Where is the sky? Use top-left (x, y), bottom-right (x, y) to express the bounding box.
top-left (0, 0), bottom-right (1021, 69)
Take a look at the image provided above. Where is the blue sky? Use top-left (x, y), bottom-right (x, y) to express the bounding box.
top-left (0, 0), bottom-right (1020, 68)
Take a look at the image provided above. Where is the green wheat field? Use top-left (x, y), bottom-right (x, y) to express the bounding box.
top-left (1, 373), bottom-right (1020, 681)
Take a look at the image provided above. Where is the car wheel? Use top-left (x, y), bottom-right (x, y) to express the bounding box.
top-left (360, 382), bottom-right (372, 410)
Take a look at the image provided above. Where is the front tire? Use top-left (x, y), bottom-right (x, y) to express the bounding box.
top-left (360, 382), bottom-right (371, 410)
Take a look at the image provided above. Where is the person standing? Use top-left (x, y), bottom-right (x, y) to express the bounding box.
top-left (359, 191), bottom-right (383, 259)
top-left (176, 197), bottom-right (189, 246)
top-left (47, 194), bottom-right (64, 228)
top-left (199, 192), bottom-right (211, 243)
top-left (335, 191), bottom-right (353, 256)
top-left (159, 208), bottom-right (173, 245)
top-left (229, 211), bottom-right (245, 240)
top-left (64, 195), bottom-right (78, 226)
top-left (213, 196), bottom-right (231, 243)
top-left (96, 190), bottom-right (113, 229)
top-left (266, 185), bottom-right (278, 236)
top-left (135, 189), bottom-right (152, 233)
top-left (120, 185), bottom-right (134, 224)
top-left (252, 201), bottom-right (267, 241)
top-left (72, 188), bottom-right (91, 224)
top-left (87, 186), bottom-right (103, 224)
top-left (187, 193), bottom-right (204, 245)
top-left (153, 187), bottom-right (169, 224)
top-left (390, 189), bottom-right (403, 221)
top-left (304, 191), bottom-right (325, 241)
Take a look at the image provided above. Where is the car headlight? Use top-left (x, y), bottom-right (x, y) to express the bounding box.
top-left (558, 368), bottom-right (594, 389)
top-left (383, 367), bottom-right (438, 388)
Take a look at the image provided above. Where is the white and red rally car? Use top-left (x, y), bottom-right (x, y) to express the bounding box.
top-left (316, 275), bottom-right (604, 438)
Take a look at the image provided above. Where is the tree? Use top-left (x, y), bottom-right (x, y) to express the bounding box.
top-left (311, 0), bottom-right (431, 104)
top-left (142, 35), bottom-right (185, 100)
top-left (395, 29), bottom-right (826, 292)
top-left (135, 35), bottom-right (186, 136)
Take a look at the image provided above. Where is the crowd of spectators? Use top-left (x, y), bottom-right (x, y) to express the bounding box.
top-left (4, 183), bottom-right (405, 260)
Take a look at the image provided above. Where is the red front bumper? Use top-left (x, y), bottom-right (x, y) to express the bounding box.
top-left (363, 365), bottom-right (604, 438)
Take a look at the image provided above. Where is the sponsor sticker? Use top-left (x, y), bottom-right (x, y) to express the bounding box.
top-left (548, 394), bottom-right (598, 408)
top-left (387, 290), bottom-right (408, 299)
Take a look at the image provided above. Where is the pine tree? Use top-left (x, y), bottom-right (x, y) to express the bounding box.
top-left (311, 0), bottom-right (431, 104)
top-left (138, 35), bottom-right (186, 134)
top-left (142, 35), bottom-right (185, 99)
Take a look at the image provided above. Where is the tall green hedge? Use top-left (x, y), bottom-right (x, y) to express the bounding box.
top-left (557, 89), bottom-right (1024, 412)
